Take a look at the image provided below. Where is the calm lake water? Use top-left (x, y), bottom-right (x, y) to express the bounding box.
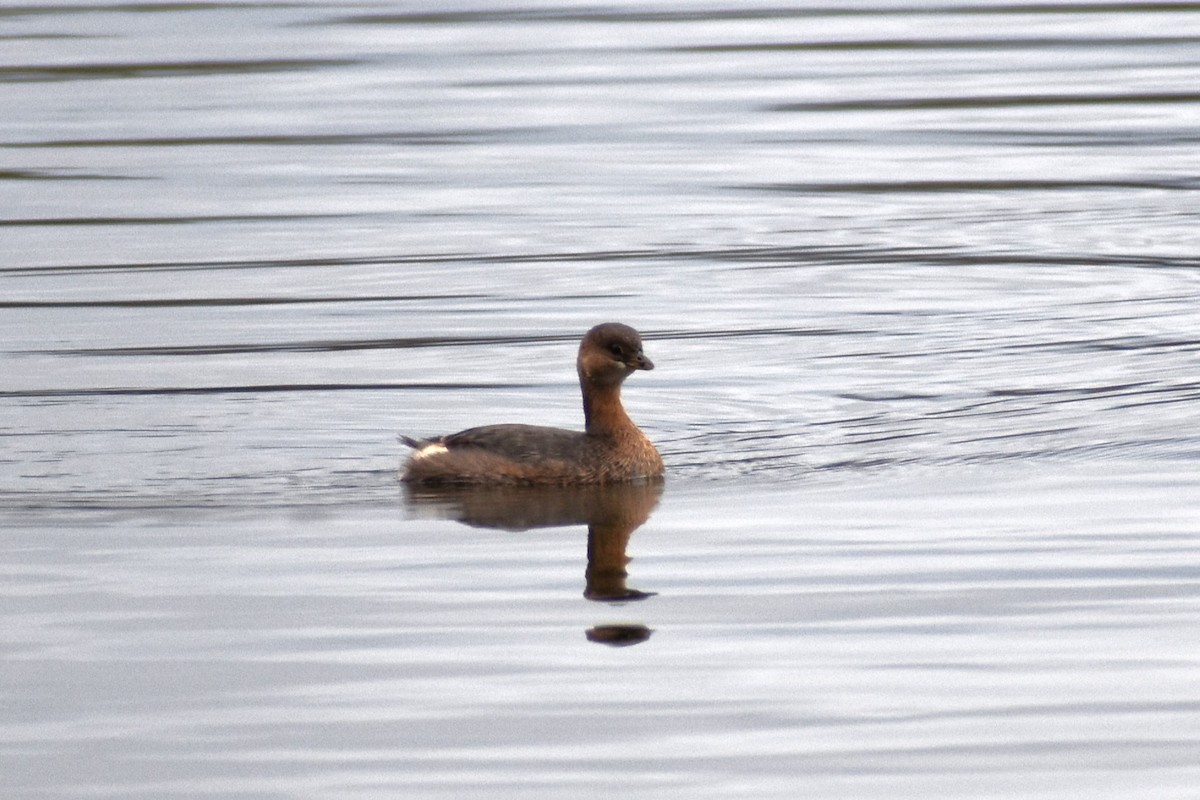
top-left (3, 1), bottom-right (1200, 797)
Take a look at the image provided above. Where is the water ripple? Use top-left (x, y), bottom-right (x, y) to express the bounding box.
top-left (770, 91), bottom-right (1200, 113)
top-left (0, 58), bottom-right (358, 82)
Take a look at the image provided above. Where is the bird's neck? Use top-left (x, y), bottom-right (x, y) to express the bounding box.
top-left (581, 380), bottom-right (633, 437)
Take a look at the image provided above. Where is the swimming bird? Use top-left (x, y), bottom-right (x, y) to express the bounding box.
top-left (401, 322), bottom-right (664, 485)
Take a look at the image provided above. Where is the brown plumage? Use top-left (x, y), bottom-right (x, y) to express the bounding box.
top-left (401, 323), bottom-right (664, 485)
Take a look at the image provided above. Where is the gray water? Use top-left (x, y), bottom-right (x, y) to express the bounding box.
top-left (3, 2), bottom-right (1200, 797)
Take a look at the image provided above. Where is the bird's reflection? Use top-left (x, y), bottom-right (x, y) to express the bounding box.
top-left (403, 481), bottom-right (662, 646)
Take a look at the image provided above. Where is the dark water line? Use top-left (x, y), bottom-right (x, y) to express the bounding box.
top-left (981, 381), bottom-right (1200, 408)
top-left (0, 249), bottom-right (661, 274)
top-left (0, 170), bottom-right (143, 181)
top-left (0, 131), bottom-right (504, 149)
top-left (0, 33), bottom-right (95, 40)
top-left (332, 4), bottom-right (1200, 26)
top-left (0, 294), bottom-right (491, 309)
top-left (750, 178), bottom-right (1200, 194)
top-left (24, 326), bottom-right (851, 358)
top-left (1003, 337), bottom-right (1200, 353)
top-left (771, 91), bottom-right (1200, 113)
top-left (0, 58), bottom-right (360, 83)
top-left (783, 128), bottom-right (1200, 147)
top-left (0, 3), bottom-right (290, 18)
top-left (6, 246), bottom-right (1198, 277)
top-left (30, 336), bottom-right (595, 357)
top-left (674, 36), bottom-right (1200, 52)
top-left (0, 382), bottom-right (529, 399)
top-left (0, 213), bottom-right (356, 227)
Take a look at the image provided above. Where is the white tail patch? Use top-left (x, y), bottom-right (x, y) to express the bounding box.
top-left (412, 442), bottom-right (449, 460)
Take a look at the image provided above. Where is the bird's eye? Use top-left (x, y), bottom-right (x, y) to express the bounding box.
top-left (609, 343), bottom-right (624, 357)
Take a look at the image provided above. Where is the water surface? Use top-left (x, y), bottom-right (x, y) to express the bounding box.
top-left (2, 1), bottom-right (1200, 797)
